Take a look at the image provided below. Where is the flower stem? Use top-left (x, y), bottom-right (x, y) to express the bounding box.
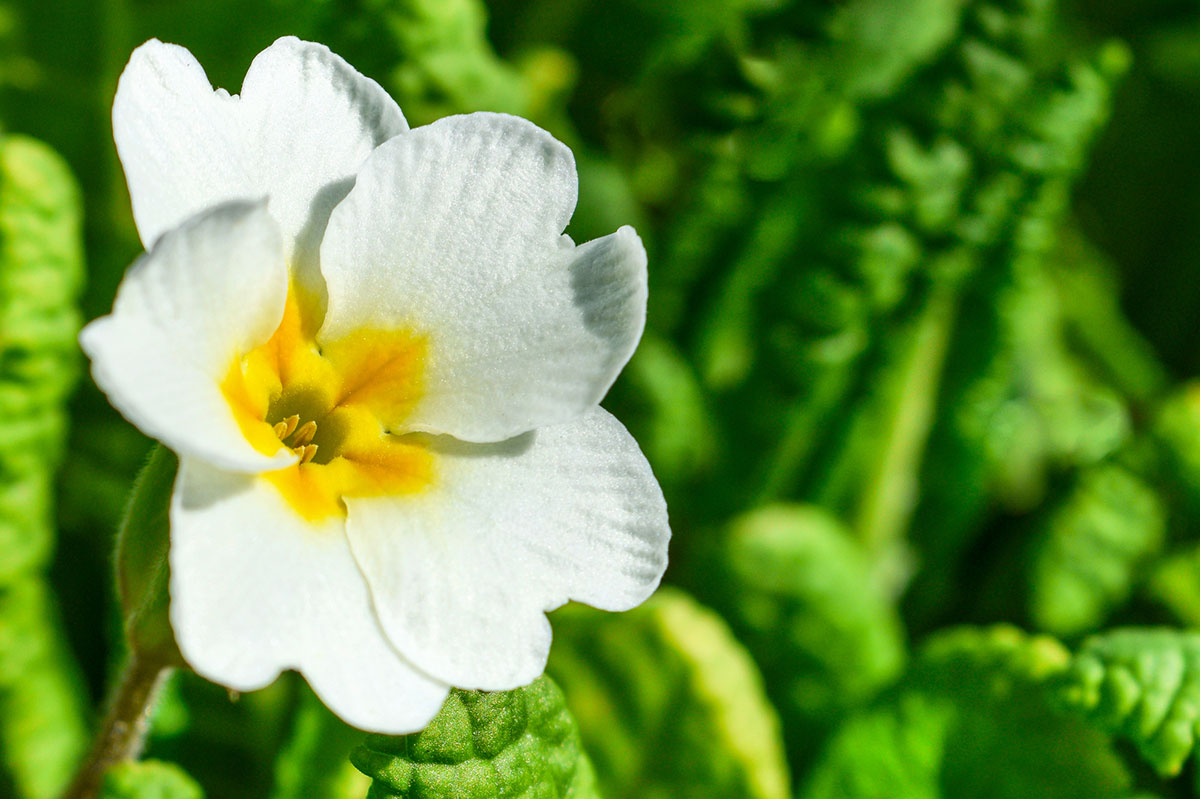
top-left (59, 652), bottom-right (172, 799)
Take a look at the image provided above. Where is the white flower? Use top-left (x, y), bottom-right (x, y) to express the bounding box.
top-left (81, 37), bottom-right (670, 733)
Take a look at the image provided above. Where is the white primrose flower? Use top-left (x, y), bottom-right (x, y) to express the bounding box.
top-left (81, 37), bottom-right (670, 733)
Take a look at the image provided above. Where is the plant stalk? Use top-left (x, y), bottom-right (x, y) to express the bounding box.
top-left (59, 652), bottom-right (171, 799)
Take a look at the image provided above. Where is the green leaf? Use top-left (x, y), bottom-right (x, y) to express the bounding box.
top-left (99, 760), bottom-right (204, 799)
top-left (270, 685), bottom-right (370, 799)
top-left (351, 676), bottom-right (599, 799)
top-left (0, 132), bottom-right (83, 583)
top-left (803, 626), bottom-right (1132, 799)
top-left (716, 505), bottom-right (905, 741)
top-left (1147, 544), bottom-right (1200, 628)
top-left (1055, 628), bottom-right (1200, 777)
top-left (1028, 464), bottom-right (1165, 636)
top-left (547, 587), bottom-right (789, 799)
top-left (605, 333), bottom-right (716, 486)
top-left (0, 578), bottom-right (88, 799)
top-left (1152, 383), bottom-right (1200, 515)
top-left (825, 0), bottom-right (967, 100)
top-left (0, 132), bottom-right (87, 799)
top-left (313, 0), bottom-right (531, 127)
top-left (115, 445), bottom-right (180, 661)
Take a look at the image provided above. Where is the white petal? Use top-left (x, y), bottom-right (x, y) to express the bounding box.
top-left (170, 458), bottom-right (450, 733)
top-left (345, 407), bottom-right (670, 690)
top-left (80, 201), bottom-right (293, 473)
top-left (320, 113), bottom-right (648, 441)
top-left (113, 36), bottom-right (406, 293)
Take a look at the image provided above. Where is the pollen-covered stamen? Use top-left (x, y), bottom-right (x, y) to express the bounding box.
top-left (273, 414), bottom-right (300, 440)
top-left (222, 285), bottom-right (432, 519)
top-left (291, 420), bottom-right (318, 448)
top-left (272, 415), bottom-right (320, 462)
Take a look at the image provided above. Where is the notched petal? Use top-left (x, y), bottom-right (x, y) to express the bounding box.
top-left (344, 408), bottom-right (670, 690)
top-left (81, 200), bottom-right (294, 473)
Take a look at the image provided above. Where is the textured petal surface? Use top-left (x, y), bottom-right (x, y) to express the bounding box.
top-left (113, 36), bottom-right (406, 293)
top-left (345, 407), bottom-right (670, 690)
top-left (320, 112), bottom-right (648, 442)
top-left (80, 201), bottom-right (293, 473)
top-left (170, 458), bottom-right (450, 733)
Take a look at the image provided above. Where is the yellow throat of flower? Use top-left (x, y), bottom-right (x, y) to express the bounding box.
top-left (222, 287), bottom-right (433, 521)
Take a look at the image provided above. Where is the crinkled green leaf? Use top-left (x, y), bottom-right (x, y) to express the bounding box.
top-left (1055, 628), bottom-right (1200, 777)
top-left (898, 32), bottom-right (1133, 625)
top-left (758, 9), bottom-right (1129, 576)
top-left (716, 505), bottom-right (905, 742)
top-left (99, 760), bottom-right (203, 799)
top-left (0, 133), bottom-right (83, 583)
top-left (803, 626), bottom-right (1131, 799)
top-left (1028, 464), bottom-right (1165, 636)
top-left (547, 587), bottom-right (789, 799)
top-left (351, 676), bottom-right (598, 799)
top-left (0, 132), bottom-right (86, 799)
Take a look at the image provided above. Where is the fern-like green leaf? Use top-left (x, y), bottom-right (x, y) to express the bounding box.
top-left (351, 676), bottom-right (599, 799)
top-left (0, 133), bottom-right (83, 583)
top-left (803, 626), bottom-right (1132, 799)
top-left (1055, 628), bottom-right (1200, 777)
top-left (1028, 464), bottom-right (1165, 636)
top-left (0, 132), bottom-right (86, 799)
top-left (547, 587), bottom-right (789, 799)
top-left (715, 504), bottom-right (905, 747)
top-left (99, 761), bottom-right (204, 799)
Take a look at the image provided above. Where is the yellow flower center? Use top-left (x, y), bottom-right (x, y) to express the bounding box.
top-left (222, 287), bottom-right (433, 520)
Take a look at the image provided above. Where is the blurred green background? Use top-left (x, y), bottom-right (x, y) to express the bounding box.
top-left (11, 0), bottom-right (1200, 797)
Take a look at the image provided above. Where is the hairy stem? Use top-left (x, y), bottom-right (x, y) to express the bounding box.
top-left (59, 652), bottom-right (171, 799)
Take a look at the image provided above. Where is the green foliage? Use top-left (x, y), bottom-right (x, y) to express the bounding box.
top-left (608, 334), bottom-right (717, 488)
top-left (115, 446), bottom-right (179, 661)
top-left (0, 133), bottom-right (86, 799)
top-left (269, 686), bottom-right (370, 799)
top-left (351, 677), bottom-right (598, 799)
top-left (312, 0), bottom-right (545, 127)
top-left (1147, 543), bottom-right (1200, 628)
top-left (1027, 464), bottom-right (1166, 636)
top-left (6, 0), bottom-right (1200, 797)
top-left (714, 504), bottom-right (905, 751)
top-left (1152, 383), bottom-right (1200, 513)
top-left (363, 0), bottom-right (529, 123)
top-left (99, 760), bottom-right (204, 799)
top-left (1055, 628), bottom-right (1200, 777)
top-left (803, 626), bottom-right (1132, 799)
top-left (825, 0), bottom-right (968, 100)
top-left (0, 579), bottom-right (88, 799)
top-left (547, 587), bottom-right (789, 799)
top-left (0, 134), bottom-right (83, 583)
